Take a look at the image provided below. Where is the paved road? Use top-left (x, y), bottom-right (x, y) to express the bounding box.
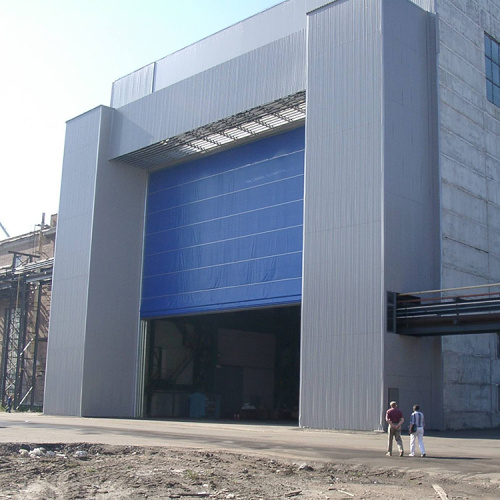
top-left (1, 412), bottom-right (499, 478)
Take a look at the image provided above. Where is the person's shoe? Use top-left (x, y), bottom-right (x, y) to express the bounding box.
top-left (408, 454), bottom-right (414, 457)
top-left (386, 452), bottom-right (392, 456)
top-left (399, 451), bottom-right (404, 457)
top-left (421, 454), bottom-right (426, 457)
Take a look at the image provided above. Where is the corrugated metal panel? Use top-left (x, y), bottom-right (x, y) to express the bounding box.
top-left (45, 107), bottom-right (148, 417)
top-left (382, 0), bottom-right (442, 429)
top-left (111, 63), bottom-right (155, 109)
top-left (82, 119), bottom-right (147, 417)
top-left (109, 0), bottom-right (336, 109)
top-left (409, 0), bottom-right (435, 13)
top-left (108, 1), bottom-right (434, 110)
top-left (109, 30), bottom-right (306, 160)
top-left (301, 0), bottom-right (384, 431)
top-left (153, 2), bottom-right (307, 94)
top-left (382, 1), bottom-right (439, 293)
top-left (141, 127), bottom-right (305, 318)
top-left (45, 108), bottom-right (104, 416)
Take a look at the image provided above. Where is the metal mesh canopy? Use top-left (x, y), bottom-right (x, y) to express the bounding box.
top-left (113, 91), bottom-right (306, 170)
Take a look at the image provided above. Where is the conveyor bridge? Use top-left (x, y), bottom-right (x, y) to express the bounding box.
top-left (388, 284), bottom-right (500, 336)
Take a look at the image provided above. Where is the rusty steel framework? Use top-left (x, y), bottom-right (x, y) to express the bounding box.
top-left (0, 253), bottom-right (53, 411)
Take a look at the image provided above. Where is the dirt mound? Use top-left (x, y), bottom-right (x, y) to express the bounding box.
top-left (0, 443), bottom-right (497, 499)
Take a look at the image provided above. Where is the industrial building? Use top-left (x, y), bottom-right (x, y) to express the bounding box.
top-left (0, 215), bottom-right (56, 411)
top-left (45, 0), bottom-right (500, 430)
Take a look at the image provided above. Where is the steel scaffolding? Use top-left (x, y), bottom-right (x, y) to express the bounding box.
top-left (0, 253), bottom-right (53, 410)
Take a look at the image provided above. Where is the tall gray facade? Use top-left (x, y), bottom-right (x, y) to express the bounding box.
top-left (436, 0), bottom-right (500, 429)
top-left (45, 0), bottom-right (500, 430)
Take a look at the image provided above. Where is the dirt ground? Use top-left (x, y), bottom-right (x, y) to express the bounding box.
top-left (0, 442), bottom-right (499, 499)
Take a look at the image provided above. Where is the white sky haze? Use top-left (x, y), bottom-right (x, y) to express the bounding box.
top-left (0, 0), bottom-right (280, 238)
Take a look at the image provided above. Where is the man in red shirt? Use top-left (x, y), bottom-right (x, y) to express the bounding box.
top-left (385, 401), bottom-right (404, 456)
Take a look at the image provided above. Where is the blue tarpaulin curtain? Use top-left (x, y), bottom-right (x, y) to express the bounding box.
top-left (141, 126), bottom-right (305, 318)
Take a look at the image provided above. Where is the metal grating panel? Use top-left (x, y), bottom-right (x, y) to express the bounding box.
top-left (113, 92), bottom-right (306, 170)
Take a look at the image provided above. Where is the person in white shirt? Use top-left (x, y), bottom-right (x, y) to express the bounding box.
top-left (409, 405), bottom-right (426, 457)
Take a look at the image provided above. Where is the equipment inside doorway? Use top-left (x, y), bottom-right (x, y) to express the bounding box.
top-left (144, 306), bottom-right (300, 421)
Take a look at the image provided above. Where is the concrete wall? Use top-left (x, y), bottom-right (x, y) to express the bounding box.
top-left (45, 107), bottom-right (147, 416)
top-left (436, 0), bottom-right (500, 428)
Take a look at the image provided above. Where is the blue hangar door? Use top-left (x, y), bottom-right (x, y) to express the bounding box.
top-left (141, 126), bottom-right (305, 319)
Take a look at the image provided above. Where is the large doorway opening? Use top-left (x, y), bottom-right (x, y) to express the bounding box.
top-left (144, 305), bottom-right (300, 422)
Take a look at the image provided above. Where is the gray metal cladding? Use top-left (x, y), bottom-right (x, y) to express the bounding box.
top-left (45, 107), bottom-right (148, 417)
top-left (411, 0), bottom-right (435, 12)
top-left (301, 0), bottom-right (384, 430)
top-left (81, 133), bottom-right (147, 416)
top-left (108, 1), bottom-right (434, 111)
top-left (46, 0), bottom-right (444, 423)
top-left (153, 2), bottom-right (308, 95)
top-left (382, 0), bottom-right (440, 294)
top-left (111, 63), bottom-right (155, 108)
top-left (111, 0), bottom-right (311, 109)
top-left (108, 30), bottom-right (307, 160)
top-left (45, 108), bottom-right (105, 416)
top-left (382, 0), bottom-right (442, 429)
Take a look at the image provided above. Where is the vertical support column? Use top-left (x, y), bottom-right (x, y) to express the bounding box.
top-left (16, 276), bottom-right (29, 408)
top-left (381, 0), bottom-right (441, 429)
top-left (45, 108), bottom-right (107, 416)
top-left (0, 307), bottom-right (10, 405)
top-left (134, 320), bottom-right (148, 418)
top-left (300, 0), bottom-right (384, 430)
top-left (45, 106), bottom-right (148, 417)
top-left (30, 281), bottom-right (43, 409)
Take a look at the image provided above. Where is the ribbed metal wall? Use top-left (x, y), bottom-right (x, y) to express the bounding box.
top-left (109, 31), bottom-right (306, 160)
top-left (301, 0), bottom-right (384, 431)
top-left (47, 0), bottom-right (440, 421)
top-left (152, 2), bottom-right (308, 96)
top-left (410, 0), bottom-right (435, 13)
top-left (382, 0), bottom-right (441, 429)
top-left (109, 1), bottom-right (434, 110)
top-left (108, 0), bottom-right (335, 110)
top-left (45, 109), bottom-right (103, 415)
top-left (45, 107), bottom-right (148, 417)
top-left (81, 152), bottom-right (147, 417)
top-left (111, 63), bottom-right (155, 109)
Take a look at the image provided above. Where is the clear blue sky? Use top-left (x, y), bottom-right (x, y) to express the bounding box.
top-left (0, 0), bottom-right (281, 238)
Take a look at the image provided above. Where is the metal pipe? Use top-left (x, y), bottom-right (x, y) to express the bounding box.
top-left (0, 222), bottom-right (9, 238)
top-left (400, 282), bottom-right (500, 297)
